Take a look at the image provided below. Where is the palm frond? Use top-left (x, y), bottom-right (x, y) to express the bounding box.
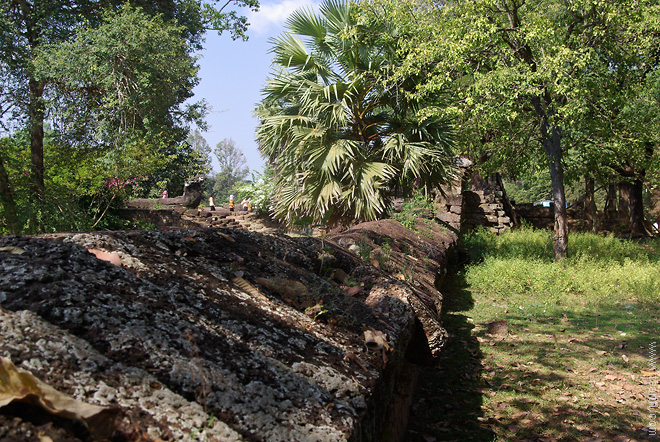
top-left (256, 0), bottom-right (457, 226)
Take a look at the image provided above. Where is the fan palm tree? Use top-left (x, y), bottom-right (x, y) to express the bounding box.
top-left (256, 0), bottom-right (455, 227)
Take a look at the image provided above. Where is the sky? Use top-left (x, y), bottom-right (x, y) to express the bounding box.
top-left (193, 0), bottom-right (320, 176)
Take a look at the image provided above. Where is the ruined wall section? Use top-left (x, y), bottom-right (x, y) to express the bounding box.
top-left (0, 223), bottom-right (456, 442)
top-left (434, 165), bottom-right (514, 234)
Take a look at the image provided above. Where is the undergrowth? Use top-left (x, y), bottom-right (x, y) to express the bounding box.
top-left (463, 226), bottom-right (660, 310)
top-left (392, 192), bottom-right (435, 231)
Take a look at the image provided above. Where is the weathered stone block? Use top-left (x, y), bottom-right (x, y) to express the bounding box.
top-left (0, 223), bottom-right (458, 442)
top-left (462, 191), bottom-right (482, 206)
top-left (436, 211), bottom-right (461, 223)
top-left (446, 194), bottom-right (463, 206)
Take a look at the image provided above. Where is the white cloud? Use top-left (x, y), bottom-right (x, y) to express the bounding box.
top-left (247, 0), bottom-right (319, 35)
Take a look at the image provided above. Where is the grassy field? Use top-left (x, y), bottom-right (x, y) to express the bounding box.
top-left (406, 227), bottom-right (660, 442)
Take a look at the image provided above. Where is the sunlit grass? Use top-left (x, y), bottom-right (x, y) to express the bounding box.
top-left (463, 227), bottom-right (660, 311)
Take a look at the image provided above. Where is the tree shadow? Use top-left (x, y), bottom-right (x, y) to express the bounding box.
top-left (405, 271), bottom-right (496, 441)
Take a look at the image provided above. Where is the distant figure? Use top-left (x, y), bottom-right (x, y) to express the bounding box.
top-left (209, 195), bottom-right (216, 211)
top-left (162, 190), bottom-right (168, 199)
top-left (228, 195), bottom-right (235, 212)
top-left (247, 199), bottom-right (253, 212)
top-left (241, 199), bottom-right (248, 211)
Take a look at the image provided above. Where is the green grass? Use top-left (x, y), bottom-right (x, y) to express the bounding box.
top-left (406, 227), bottom-right (660, 442)
top-left (464, 227), bottom-right (660, 310)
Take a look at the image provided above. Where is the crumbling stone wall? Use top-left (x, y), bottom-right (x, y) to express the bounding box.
top-left (515, 203), bottom-right (590, 231)
top-left (462, 189), bottom-right (512, 234)
top-left (434, 157), bottom-right (473, 232)
top-left (434, 167), bottom-right (514, 234)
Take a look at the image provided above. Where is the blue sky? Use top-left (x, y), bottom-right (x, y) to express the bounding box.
top-left (193, 0), bottom-right (320, 175)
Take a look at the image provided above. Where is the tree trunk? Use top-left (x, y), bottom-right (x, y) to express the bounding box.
top-left (603, 183), bottom-right (617, 220)
top-left (543, 127), bottom-right (568, 260)
top-left (584, 177), bottom-right (598, 233)
top-left (0, 155), bottom-right (21, 234)
top-left (619, 179), bottom-right (648, 237)
top-left (618, 181), bottom-right (630, 224)
top-left (29, 78), bottom-right (46, 200)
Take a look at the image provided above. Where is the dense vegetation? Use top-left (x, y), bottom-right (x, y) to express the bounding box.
top-left (1, 0), bottom-right (659, 251)
top-left (256, 0), bottom-right (455, 227)
top-left (358, 0), bottom-right (660, 257)
top-left (0, 0), bottom-right (258, 234)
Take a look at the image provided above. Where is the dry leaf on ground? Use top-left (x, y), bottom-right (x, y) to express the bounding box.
top-left (0, 357), bottom-right (121, 439)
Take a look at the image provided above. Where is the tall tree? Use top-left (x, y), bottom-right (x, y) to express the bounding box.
top-left (212, 138), bottom-right (249, 201)
top-left (0, 0), bottom-right (258, 202)
top-left (573, 19), bottom-right (660, 236)
top-left (187, 129), bottom-right (213, 171)
top-left (374, 0), bottom-right (659, 258)
top-left (0, 141), bottom-right (20, 234)
top-left (257, 0), bottom-right (455, 227)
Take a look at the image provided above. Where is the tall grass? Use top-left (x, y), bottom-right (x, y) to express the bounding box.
top-left (463, 227), bottom-right (660, 309)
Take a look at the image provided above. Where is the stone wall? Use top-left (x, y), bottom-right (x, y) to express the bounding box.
top-left (0, 221), bottom-right (457, 442)
top-left (434, 168), bottom-right (514, 234)
top-left (515, 203), bottom-right (601, 232)
top-left (433, 157), bottom-right (473, 232)
top-left (462, 189), bottom-right (513, 234)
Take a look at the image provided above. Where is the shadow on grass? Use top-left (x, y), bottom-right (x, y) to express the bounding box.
top-left (463, 304), bottom-right (657, 441)
top-left (405, 273), bottom-right (659, 442)
top-left (405, 271), bottom-right (496, 442)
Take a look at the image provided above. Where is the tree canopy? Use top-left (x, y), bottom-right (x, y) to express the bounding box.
top-left (211, 138), bottom-right (250, 203)
top-left (367, 0), bottom-right (660, 256)
top-left (0, 0), bottom-right (259, 234)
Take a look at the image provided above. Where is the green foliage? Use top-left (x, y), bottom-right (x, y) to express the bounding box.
top-left (35, 4), bottom-right (202, 151)
top-left (392, 192), bottom-right (435, 230)
top-left (463, 227), bottom-right (660, 306)
top-left (503, 170), bottom-right (552, 205)
top-left (0, 0), bottom-right (258, 234)
top-left (187, 129), bottom-right (212, 171)
top-left (505, 173), bottom-right (610, 209)
top-left (230, 167), bottom-right (277, 214)
top-left (0, 135), bottom-right (118, 234)
top-left (200, 0), bottom-right (260, 41)
top-left (256, 0), bottom-right (456, 227)
top-left (370, 0), bottom-right (660, 254)
top-left (211, 138), bottom-right (249, 203)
